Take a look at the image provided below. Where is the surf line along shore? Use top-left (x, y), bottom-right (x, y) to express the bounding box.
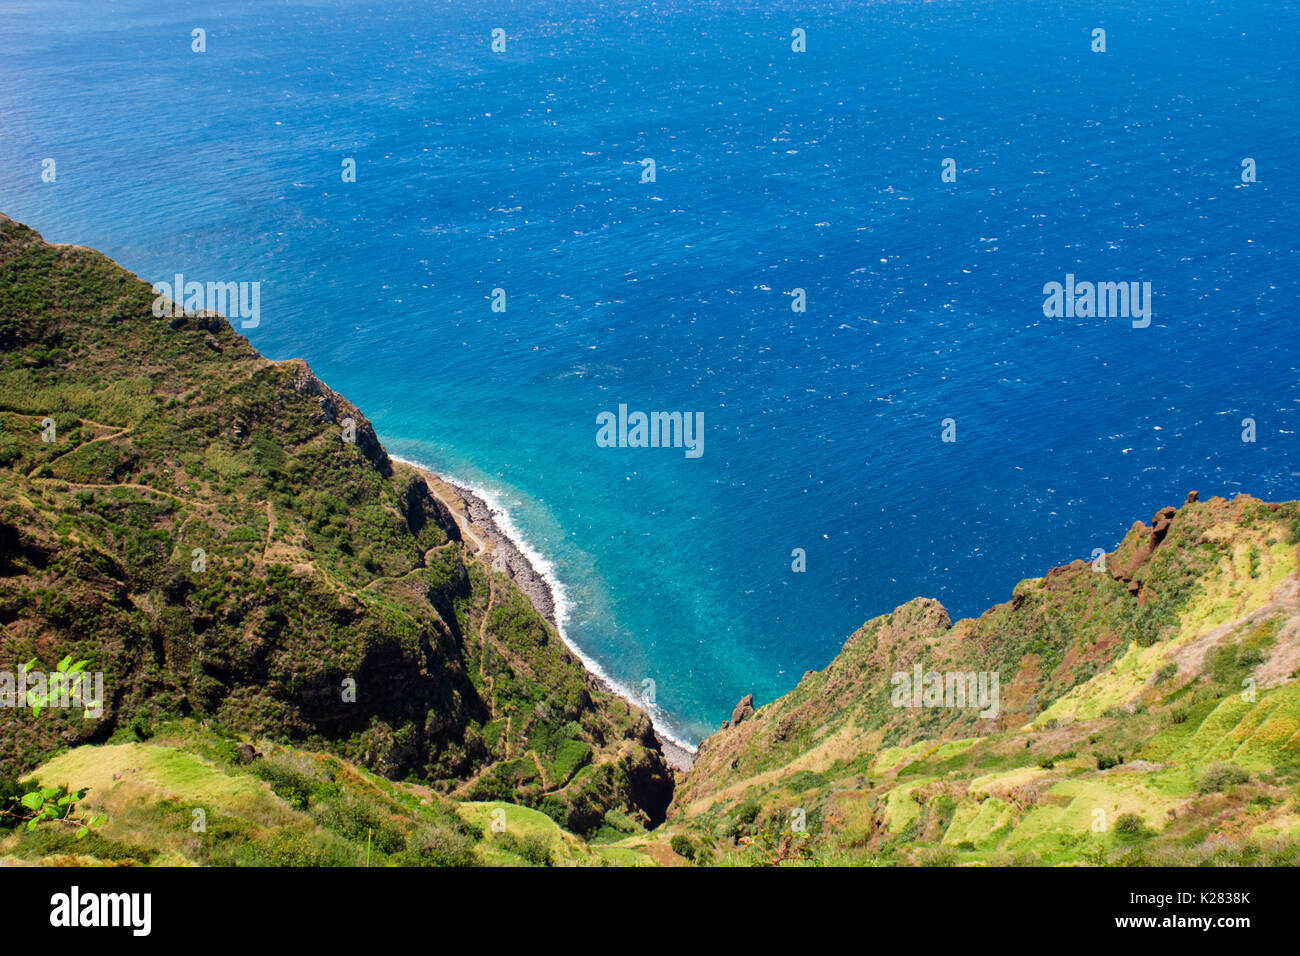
top-left (390, 456), bottom-right (696, 772)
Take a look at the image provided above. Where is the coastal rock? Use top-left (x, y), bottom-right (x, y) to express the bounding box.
top-left (1149, 505), bottom-right (1178, 549)
top-left (731, 694), bottom-right (755, 726)
top-left (194, 311), bottom-right (226, 333)
top-left (1186, 490), bottom-right (1199, 504)
top-left (668, 490), bottom-right (1300, 869)
top-left (869, 597), bottom-right (953, 658)
top-left (772, 716), bottom-right (797, 742)
top-left (285, 358), bottom-right (391, 477)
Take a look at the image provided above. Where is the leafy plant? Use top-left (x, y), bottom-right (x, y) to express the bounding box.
top-left (1094, 752), bottom-right (1124, 771)
top-left (19, 655), bottom-right (95, 718)
top-left (1, 783), bottom-right (105, 839)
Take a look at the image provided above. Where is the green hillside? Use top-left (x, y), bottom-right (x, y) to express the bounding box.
top-left (3, 721), bottom-right (656, 866)
top-left (663, 493), bottom-right (1300, 865)
top-left (0, 212), bottom-right (671, 846)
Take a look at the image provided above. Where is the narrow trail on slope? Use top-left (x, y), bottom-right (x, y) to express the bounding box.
top-left (423, 481), bottom-right (486, 553)
top-left (25, 419), bottom-right (132, 480)
top-left (478, 576), bottom-right (498, 710)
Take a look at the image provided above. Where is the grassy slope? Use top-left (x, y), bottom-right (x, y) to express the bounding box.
top-left (1, 721), bottom-right (655, 867)
top-left (0, 213), bottom-right (670, 840)
top-left (664, 494), bottom-right (1300, 866)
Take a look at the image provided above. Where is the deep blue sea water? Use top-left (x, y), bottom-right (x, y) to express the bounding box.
top-left (2, 0), bottom-right (1297, 746)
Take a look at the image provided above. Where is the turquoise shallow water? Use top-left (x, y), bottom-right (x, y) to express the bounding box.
top-left (2, 0), bottom-right (1298, 745)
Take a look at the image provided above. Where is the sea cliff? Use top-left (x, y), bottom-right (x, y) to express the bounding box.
top-left (0, 212), bottom-right (673, 839)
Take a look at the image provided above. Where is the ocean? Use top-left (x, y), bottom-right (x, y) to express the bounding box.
top-left (2, 0), bottom-right (1297, 747)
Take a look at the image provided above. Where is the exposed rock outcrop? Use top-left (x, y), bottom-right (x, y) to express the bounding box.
top-left (285, 358), bottom-right (392, 477)
top-left (731, 694), bottom-right (755, 726)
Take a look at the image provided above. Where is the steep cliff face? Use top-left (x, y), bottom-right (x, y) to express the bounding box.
top-left (0, 213), bottom-right (671, 831)
top-left (669, 494), bottom-right (1300, 865)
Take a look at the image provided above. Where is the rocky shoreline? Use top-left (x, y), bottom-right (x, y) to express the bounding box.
top-left (453, 479), bottom-right (559, 624)
top-left (395, 458), bottom-right (696, 772)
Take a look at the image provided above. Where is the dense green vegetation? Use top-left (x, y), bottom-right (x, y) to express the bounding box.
top-left (0, 213), bottom-right (670, 847)
top-left (1, 721), bottom-right (657, 866)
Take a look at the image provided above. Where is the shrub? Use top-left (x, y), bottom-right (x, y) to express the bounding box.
top-left (128, 714), bottom-right (154, 741)
top-left (1197, 763), bottom-right (1250, 795)
top-left (1113, 845), bottom-right (1151, 866)
top-left (14, 825), bottom-right (155, 863)
top-left (311, 796), bottom-right (406, 854)
top-left (921, 846), bottom-right (958, 867)
top-left (1237, 647), bottom-right (1264, 668)
top-left (252, 758), bottom-right (316, 810)
top-left (931, 794), bottom-right (957, 822)
top-left (551, 738), bottom-right (592, 783)
top-left (1115, 813), bottom-right (1145, 836)
top-left (495, 832), bottom-right (552, 867)
top-left (669, 834), bottom-right (696, 861)
top-left (398, 827), bottom-right (478, 867)
top-left (247, 829), bottom-right (357, 867)
top-left (1095, 752), bottom-right (1124, 771)
top-left (1043, 750), bottom-right (1077, 767)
